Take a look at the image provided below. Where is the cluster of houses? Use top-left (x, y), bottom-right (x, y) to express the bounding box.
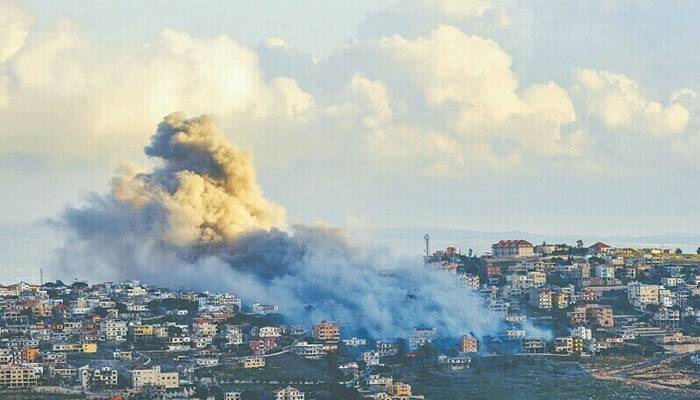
top-left (3, 238), bottom-right (700, 398)
top-left (0, 280), bottom-right (426, 399)
top-left (427, 239), bottom-right (700, 356)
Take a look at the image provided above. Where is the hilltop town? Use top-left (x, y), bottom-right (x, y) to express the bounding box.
top-left (3, 239), bottom-right (700, 399)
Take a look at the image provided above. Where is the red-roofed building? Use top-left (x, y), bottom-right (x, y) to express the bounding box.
top-left (491, 240), bottom-right (534, 258)
top-left (588, 242), bottom-right (612, 256)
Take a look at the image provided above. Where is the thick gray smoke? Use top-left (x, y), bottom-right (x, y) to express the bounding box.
top-left (53, 113), bottom-right (503, 338)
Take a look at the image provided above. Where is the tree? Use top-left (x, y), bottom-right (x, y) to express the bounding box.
top-left (675, 248), bottom-right (683, 255)
top-left (696, 247), bottom-right (700, 255)
top-left (576, 239), bottom-right (584, 248)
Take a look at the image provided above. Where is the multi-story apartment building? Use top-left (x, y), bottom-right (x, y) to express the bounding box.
top-left (653, 307), bottom-right (680, 328)
top-left (521, 338), bottom-right (546, 353)
top-left (588, 305), bottom-right (614, 328)
top-left (459, 274), bottom-right (480, 290)
top-left (627, 282), bottom-right (660, 307)
top-left (79, 366), bottom-right (118, 390)
top-left (528, 271), bottom-right (547, 288)
top-left (461, 335), bottom-right (478, 353)
top-left (129, 366), bottom-right (179, 389)
top-left (100, 320), bottom-right (128, 341)
top-left (292, 342), bottom-right (326, 359)
top-left (552, 290), bottom-right (569, 309)
top-left (0, 365), bottom-right (38, 388)
top-left (555, 336), bottom-right (584, 354)
top-left (492, 240), bottom-right (535, 258)
top-left (529, 287), bottom-right (552, 309)
top-left (312, 321), bottom-right (340, 342)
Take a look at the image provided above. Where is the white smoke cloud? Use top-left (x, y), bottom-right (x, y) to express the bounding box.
top-left (53, 114), bottom-right (504, 338)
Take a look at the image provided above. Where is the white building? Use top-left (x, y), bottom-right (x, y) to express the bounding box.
top-left (342, 337), bottom-right (367, 347)
top-left (570, 326), bottom-right (592, 341)
top-left (258, 326), bottom-right (282, 338)
top-left (292, 341), bottom-right (326, 359)
top-left (274, 386), bottom-right (305, 400)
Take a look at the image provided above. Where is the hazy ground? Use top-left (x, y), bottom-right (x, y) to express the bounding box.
top-left (397, 356), bottom-right (699, 400)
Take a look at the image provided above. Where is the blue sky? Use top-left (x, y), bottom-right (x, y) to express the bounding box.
top-left (2, 0), bottom-right (700, 282)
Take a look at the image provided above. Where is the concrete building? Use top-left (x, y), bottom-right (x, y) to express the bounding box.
top-left (312, 321), bottom-right (340, 342)
top-left (79, 366), bottom-right (118, 390)
top-left (529, 287), bottom-right (552, 309)
top-left (239, 357), bottom-right (265, 369)
top-left (129, 365), bottom-right (179, 389)
top-left (274, 386), bottom-right (305, 400)
top-left (292, 341), bottom-right (326, 359)
top-left (492, 240), bottom-right (534, 258)
top-left (461, 335), bottom-right (478, 353)
top-left (0, 365), bottom-right (38, 388)
top-left (627, 282), bottom-right (660, 307)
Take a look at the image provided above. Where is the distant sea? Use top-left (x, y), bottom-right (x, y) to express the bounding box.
top-left (3, 221), bottom-right (700, 284)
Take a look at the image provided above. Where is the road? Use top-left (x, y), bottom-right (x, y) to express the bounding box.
top-left (590, 352), bottom-right (700, 395)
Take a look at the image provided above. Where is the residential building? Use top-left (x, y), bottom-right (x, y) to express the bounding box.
top-left (0, 365), bottom-right (38, 388)
top-left (627, 282), bottom-right (660, 307)
top-left (461, 335), bottom-right (478, 353)
top-left (492, 240), bottom-right (535, 258)
top-left (312, 321), bottom-right (340, 342)
top-left (274, 386), bottom-right (305, 400)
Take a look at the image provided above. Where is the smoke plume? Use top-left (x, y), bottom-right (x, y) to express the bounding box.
top-left (54, 113), bottom-right (502, 338)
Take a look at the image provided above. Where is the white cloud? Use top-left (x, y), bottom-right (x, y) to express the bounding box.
top-left (426, 0), bottom-right (493, 19)
top-left (572, 68), bottom-right (690, 136)
top-left (362, 25), bottom-right (580, 158)
top-left (0, 19), bottom-right (315, 163)
top-left (0, 0), bottom-right (34, 63)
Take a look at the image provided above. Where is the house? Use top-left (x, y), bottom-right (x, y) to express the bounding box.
top-left (239, 357), bottom-right (265, 369)
top-left (445, 356), bottom-right (470, 371)
top-left (492, 240), bottom-right (534, 258)
top-left (342, 337), bottom-right (367, 347)
top-left (274, 386), bottom-right (304, 400)
top-left (588, 242), bottom-right (612, 256)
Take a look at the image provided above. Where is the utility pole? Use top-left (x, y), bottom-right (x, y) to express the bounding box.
top-left (40, 268), bottom-right (43, 285)
top-left (424, 234), bottom-right (430, 257)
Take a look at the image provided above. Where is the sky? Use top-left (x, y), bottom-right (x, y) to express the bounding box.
top-left (3, 0), bottom-right (700, 281)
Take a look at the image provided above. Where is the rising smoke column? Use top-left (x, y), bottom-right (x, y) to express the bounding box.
top-left (54, 113), bottom-right (502, 338)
